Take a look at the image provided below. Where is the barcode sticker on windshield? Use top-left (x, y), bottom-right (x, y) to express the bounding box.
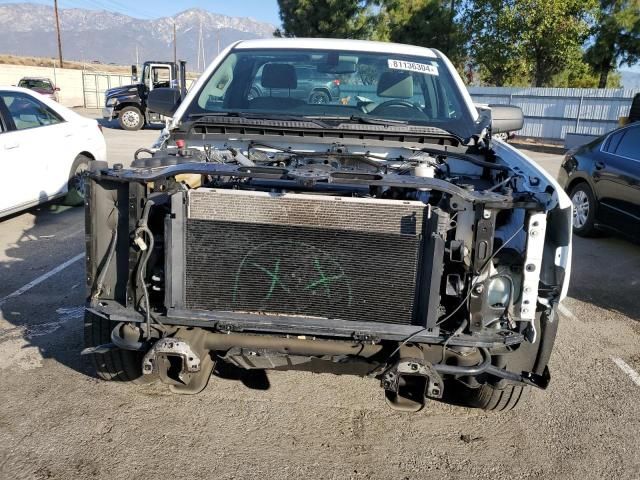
top-left (388, 59), bottom-right (439, 76)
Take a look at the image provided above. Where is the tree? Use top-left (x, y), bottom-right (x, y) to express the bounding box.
top-left (516, 0), bottom-right (598, 87)
top-left (466, 0), bottom-right (528, 86)
top-left (552, 44), bottom-right (622, 87)
top-left (274, 0), bottom-right (376, 39)
top-left (466, 0), bottom-right (597, 87)
top-left (375, 0), bottom-right (468, 67)
top-left (585, 0), bottom-right (640, 88)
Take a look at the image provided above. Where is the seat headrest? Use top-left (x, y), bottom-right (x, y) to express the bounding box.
top-left (377, 71), bottom-right (414, 98)
top-left (261, 63), bottom-right (297, 89)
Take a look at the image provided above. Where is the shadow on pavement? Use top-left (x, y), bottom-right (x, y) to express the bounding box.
top-left (0, 201), bottom-right (92, 377)
top-left (568, 233), bottom-right (640, 321)
top-left (97, 117), bottom-right (164, 131)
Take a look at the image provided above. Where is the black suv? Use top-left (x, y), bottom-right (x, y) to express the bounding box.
top-left (248, 65), bottom-right (341, 104)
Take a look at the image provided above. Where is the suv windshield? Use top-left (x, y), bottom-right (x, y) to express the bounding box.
top-left (183, 48), bottom-right (475, 139)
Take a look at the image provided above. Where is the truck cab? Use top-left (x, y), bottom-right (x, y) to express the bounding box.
top-left (102, 61), bottom-right (179, 130)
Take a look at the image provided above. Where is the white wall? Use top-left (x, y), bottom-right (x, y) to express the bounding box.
top-left (0, 64), bottom-right (85, 107)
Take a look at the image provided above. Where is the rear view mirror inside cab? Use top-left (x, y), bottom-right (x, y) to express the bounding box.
top-left (317, 55), bottom-right (357, 74)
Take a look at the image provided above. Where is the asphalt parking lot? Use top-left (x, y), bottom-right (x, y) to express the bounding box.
top-left (1, 113), bottom-right (639, 480)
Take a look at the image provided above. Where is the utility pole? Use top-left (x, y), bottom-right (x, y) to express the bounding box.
top-left (54, 0), bottom-right (64, 68)
top-left (197, 19), bottom-right (203, 71)
top-left (201, 21), bottom-right (206, 70)
top-left (173, 21), bottom-right (177, 65)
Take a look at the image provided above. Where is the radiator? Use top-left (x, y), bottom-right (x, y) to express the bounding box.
top-left (183, 189), bottom-right (429, 325)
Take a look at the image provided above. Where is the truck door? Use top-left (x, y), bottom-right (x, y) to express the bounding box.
top-left (148, 64), bottom-right (173, 91)
top-left (145, 64), bottom-right (174, 121)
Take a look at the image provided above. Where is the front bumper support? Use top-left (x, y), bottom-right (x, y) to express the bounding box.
top-left (87, 303), bottom-right (525, 349)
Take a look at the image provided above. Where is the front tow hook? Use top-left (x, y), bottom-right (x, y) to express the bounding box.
top-left (142, 338), bottom-right (215, 394)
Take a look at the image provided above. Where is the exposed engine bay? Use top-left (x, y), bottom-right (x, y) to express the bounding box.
top-left (84, 132), bottom-right (571, 412)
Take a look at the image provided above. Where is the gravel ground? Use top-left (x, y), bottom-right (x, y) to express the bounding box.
top-left (1, 116), bottom-right (639, 480)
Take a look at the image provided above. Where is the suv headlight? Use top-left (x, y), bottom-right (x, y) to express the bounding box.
top-left (105, 97), bottom-right (117, 107)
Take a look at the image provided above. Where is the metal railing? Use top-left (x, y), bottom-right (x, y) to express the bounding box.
top-left (82, 72), bottom-right (132, 108)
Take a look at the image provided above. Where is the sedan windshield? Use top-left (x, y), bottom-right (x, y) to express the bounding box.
top-left (183, 48), bottom-right (475, 139)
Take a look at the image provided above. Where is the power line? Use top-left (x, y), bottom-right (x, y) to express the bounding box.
top-left (57, 0), bottom-right (157, 19)
top-left (101, 0), bottom-right (157, 19)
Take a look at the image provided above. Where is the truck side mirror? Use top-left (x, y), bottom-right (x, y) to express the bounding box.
top-left (131, 64), bottom-right (138, 82)
top-left (147, 87), bottom-right (182, 117)
top-left (490, 105), bottom-right (524, 134)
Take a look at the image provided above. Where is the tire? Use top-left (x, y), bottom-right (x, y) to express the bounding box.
top-left (63, 154), bottom-right (90, 206)
top-left (309, 90), bottom-right (330, 104)
top-left (84, 310), bottom-right (154, 384)
top-left (446, 310), bottom-right (554, 412)
top-left (569, 182), bottom-right (598, 237)
top-left (118, 106), bottom-right (144, 131)
top-left (467, 383), bottom-right (528, 411)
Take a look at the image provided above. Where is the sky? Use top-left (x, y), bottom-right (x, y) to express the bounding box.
top-left (0, 0), bottom-right (282, 24)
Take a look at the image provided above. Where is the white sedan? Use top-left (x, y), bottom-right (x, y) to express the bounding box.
top-left (0, 86), bottom-right (107, 218)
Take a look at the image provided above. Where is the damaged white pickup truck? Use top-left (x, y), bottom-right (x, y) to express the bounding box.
top-left (83, 38), bottom-right (572, 412)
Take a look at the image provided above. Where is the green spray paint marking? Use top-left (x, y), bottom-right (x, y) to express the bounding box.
top-left (250, 258), bottom-right (290, 300)
top-left (232, 241), bottom-right (354, 307)
top-left (304, 258), bottom-right (344, 297)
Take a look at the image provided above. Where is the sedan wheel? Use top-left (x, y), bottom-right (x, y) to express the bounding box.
top-left (63, 155), bottom-right (90, 206)
top-left (569, 183), bottom-right (598, 237)
top-left (572, 190), bottom-right (589, 229)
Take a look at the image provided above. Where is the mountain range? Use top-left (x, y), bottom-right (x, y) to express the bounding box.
top-left (0, 3), bottom-right (276, 67)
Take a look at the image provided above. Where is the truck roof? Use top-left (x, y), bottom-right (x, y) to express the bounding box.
top-left (234, 38), bottom-right (438, 59)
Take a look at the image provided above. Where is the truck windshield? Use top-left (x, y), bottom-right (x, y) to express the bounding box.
top-left (183, 48), bottom-right (475, 139)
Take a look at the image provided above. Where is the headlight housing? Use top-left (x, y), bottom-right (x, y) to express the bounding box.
top-left (105, 97), bottom-right (117, 107)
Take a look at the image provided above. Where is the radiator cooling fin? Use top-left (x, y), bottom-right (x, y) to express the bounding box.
top-left (183, 189), bottom-right (429, 325)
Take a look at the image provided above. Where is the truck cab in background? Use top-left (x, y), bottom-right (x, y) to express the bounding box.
top-left (102, 60), bottom-right (186, 130)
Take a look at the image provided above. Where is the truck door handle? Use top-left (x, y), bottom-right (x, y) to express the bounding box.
top-left (595, 161), bottom-right (605, 170)
top-left (3, 142), bottom-right (19, 150)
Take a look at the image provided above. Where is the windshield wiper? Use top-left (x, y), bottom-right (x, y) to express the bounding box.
top-left (348, 115), bottom-right (409, 126)
top-left (188, 111), bottom-right (330, 128)
top-left (338, 115), bottom-right (463, 139)
top-left (310, 115), bottom-right (409, 127)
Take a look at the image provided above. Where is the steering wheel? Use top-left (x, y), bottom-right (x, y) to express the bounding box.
top-left (370, 99), bottom-right (423, 114)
